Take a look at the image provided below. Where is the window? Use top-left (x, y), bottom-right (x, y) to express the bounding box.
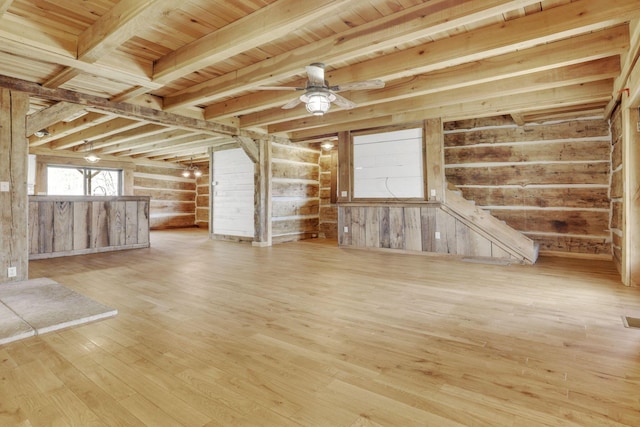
top-left (47, 166), bottom-right (122, 196)
top-left (352, 127), bottom-right (424, 199)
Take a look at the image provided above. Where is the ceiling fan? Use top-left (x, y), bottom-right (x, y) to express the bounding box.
top-left (256, 63), bottom-right (385, 116)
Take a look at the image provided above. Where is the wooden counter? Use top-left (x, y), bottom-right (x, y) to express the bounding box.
top-left (28, 195), bottom-right (150, 259)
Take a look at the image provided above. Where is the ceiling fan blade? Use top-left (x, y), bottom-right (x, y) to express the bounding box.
top-left (282, 97), bottom-right (303, 109)
top-left (306, 63), bottom-right (326, 86)
top-left (332, 93), bottom-right (357, 109)
top-left (255, 86), bottom-right (303, 91)
top-left (330, 79), bottom-right (385, 92)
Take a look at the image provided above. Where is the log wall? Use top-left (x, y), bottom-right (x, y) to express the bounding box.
top-left (28, 195), bottom-right (150, 259)
top-left (133, 163), bottom-right (196, 229)
top-left (319, 148), bottom-right (338, 239)
top-left (610, 105), bottom-right (623, 271)
top-left (271, 142), bottom-right (320, 243)
top-left (444, 117), bottom-right (611, 257)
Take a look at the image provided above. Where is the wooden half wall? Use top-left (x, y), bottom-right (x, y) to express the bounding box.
top-left (28, 195), bottom-right (150, 259)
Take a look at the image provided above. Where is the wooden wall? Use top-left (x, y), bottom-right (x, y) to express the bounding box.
top-left (133, 163), bottom-right (196, 229)
top-left (195, 166), bottom-right (209, 228)
top-left (319, 148), bottom-right (338, 239)
top-left (610, 106), bottom-right (623, 271)
top-left (339, 204), bottom-right (521, 261)
top-left (271, 142), bottom-right (320, 243)
top-left (444, 117), bottom-right (611, 257)
top-left (28, 196), bottom-right (149, 259)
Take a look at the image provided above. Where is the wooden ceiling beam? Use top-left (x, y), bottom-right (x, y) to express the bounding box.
top-left (77, 0), bottom-right (180, 63)
top-left (28, 112), bottom-right (113, 147)
top-left (100, 129), bottom-right (193, 155)
top-left (89, 124), bottom-right (171, 150)
top-left (263, 61), bottom-right (619, 133)
top-left (210, 24), bottom-right (628, 120)
top-left (153, 0), bottom-right (353, 84)
top-left (26, 102), bottom-right (86, 136)
top-left (606, 18), bottom-right (640, 116)
top-left (0, 75), bottom-right (239, 137)
top-left (133, 135), bottom-right (224, 159)
top-left (287, 80), bottom-right (613, 139)
top-left (0, 0), bottom-right (13, 16)
top-left (0, 37), bottom-right (161, 90)
top-left (165, 0), bottom-right (540, 110)
top-left (49, 118), bottom-right (145, 151)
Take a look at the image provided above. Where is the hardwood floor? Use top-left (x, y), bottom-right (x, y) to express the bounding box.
top-left (3, 228), bottom-right (640, 426)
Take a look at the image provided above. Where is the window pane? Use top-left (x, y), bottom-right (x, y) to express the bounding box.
top-left (47, 167), bottom-right (84, 195)
top-left (353, 128), bottom-right (424, 199)
top-left (47, 165), bottom-right (122, 196)
top-left (91, 169), bottom-right (120, 196)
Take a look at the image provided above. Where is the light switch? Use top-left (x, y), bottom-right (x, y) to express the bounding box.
top-left (341, 191), bottom-right (347, 197)
top-left (435, 231), bottom-right (441, 240)
top-left (0, 182), bottom-right (9, 192)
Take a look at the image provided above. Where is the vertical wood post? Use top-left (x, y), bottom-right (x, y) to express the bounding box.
top-left (622, 96), bottom-right (640, 286)
top-left (0, 89), bottom-right (29, 282)
top-left (424, 117), bottom-right (445, 202)
top-left (253, 138), bottom-right (272, 246)
top-left (336, 131), bottom-right (351, 203)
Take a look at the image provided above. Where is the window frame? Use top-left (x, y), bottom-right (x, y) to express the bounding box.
top-left (46, 164), bottom-right (124, 197)
top-left (349, 124), bottom-right (428, 202)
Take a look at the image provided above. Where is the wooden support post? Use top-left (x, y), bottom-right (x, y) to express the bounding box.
top-left (253, 138), bottom-right (272, 247)
top-left (424, 117), bottom-right (445, 202)
top-left (622, 97), bottom-right (640, 286)
top-left (0, 89), bottom-right (29, 282)
top-left (336, 131), bottom-right (351, 203)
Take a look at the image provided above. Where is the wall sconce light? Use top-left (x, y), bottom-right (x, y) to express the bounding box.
top-left (182, 159), bottom-right (202, 178)
top-left (321, 141), bottom-right (335, 150)
top-left (34, 129), bottom-right (49, 137)
top-left (83, 140), bottom-right (100, 163)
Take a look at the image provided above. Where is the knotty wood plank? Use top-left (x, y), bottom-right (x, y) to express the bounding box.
top-left (38, 201), bottom-right (54, 254)
top-left (446, 162), bottom-right (609, 186)
top-left (404, 207), bottom-right (422, 251)
top-left (73, 201), bottom-right (91, 250)
top-left (379, 206), bottom-right (390, 249)
top-left (421, 206), bottom-right (437, 252)
top-left (389, 207), bottom-right (404, 250)
top-left (365, 207), bottom-right (380, 248)
top-left (53, 202), bottom-right (73, 252)
top-left (124, 201), bottom-right (138, 245)
top-left (444, 120), bottom-right (610, 147)
top-left (92, 201), bottom-right (109, 248)
top-left (458, 186), bottom-right (610, 209)
top-left (491, 209), bottom-right (610, 236)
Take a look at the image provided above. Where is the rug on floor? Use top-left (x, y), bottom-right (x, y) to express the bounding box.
top-left (0, 277), bottom-right (117, 345)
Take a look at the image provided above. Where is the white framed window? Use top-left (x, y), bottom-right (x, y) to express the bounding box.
top-left (352, 127), bottom-right (424, 199)
top-left (47, 165), bottom-right (122, 196)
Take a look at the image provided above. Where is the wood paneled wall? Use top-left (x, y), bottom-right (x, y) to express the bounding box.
top-left (444, 117), bottom-right (611, 257)
top-left (195, 167), bottom-right (209, 228)
top-left (271, 142), bottom-right (320, 243)
top-left (28, 196), bottom-right (149, 259)
top-left (338, 204), bottom-right (521, 261)
top-left (610, 106), bottom-right (623, 271)
top-left (319, 148), bottom-right (338, 239)
top-left (133, 163), bottom-right (196, 229)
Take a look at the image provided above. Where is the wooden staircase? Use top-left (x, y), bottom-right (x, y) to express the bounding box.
top-left (442, 186), bottom-right (539, 264)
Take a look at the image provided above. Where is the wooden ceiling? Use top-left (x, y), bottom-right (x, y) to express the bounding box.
top-left (0, 0), bottom-right (638, 167)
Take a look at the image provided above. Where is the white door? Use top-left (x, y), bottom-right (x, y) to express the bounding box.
top-left (211, 148), bottom-right (255, 238)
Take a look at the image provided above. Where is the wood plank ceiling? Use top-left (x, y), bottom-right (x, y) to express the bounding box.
top-left (0, 0), bottom-right (638, 167)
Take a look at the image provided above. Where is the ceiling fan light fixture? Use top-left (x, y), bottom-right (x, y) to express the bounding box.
top-left (305, 91), bottom-right (332, 116)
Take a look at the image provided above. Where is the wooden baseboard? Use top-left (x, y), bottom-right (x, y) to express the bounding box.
top-left (538, 250), bottom-right (613, 261)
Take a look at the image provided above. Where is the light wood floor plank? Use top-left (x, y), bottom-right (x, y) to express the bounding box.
top-left (1, 228), bottom-right (636, 426)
